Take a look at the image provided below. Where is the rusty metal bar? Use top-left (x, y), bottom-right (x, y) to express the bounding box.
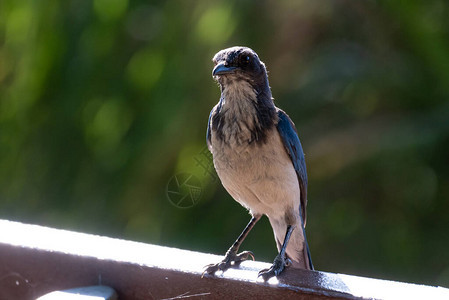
top-left (0, 220), bottom-right (448, 299)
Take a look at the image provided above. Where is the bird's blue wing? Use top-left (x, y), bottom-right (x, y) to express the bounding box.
top-left (207, 102), bottom-right (223, 150)
top-left (206, 106), bottom-right (215, 149)
top-left (277, 109), bottom-right (314, 269)
top-left (276, 109), bottom-right (308, 224)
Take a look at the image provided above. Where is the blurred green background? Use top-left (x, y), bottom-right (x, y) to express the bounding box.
top-left (1, 0), bottom-right (449, 287)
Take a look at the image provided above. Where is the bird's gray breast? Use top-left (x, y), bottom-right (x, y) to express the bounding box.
top-left (209, 80), bottom-right (299, 218)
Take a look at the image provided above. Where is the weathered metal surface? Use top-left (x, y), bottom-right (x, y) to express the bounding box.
top-left (37, 286), bottom-right (117, 300)
top-left (0, 220), bottom-right (448, 299)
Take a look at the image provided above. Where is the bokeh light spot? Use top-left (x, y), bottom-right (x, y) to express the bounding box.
top-left (93, 0), bottom-right (128, 23)
top-left (126, 49), bottom-right (164, 92)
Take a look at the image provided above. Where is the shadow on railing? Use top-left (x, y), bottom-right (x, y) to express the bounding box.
top-left (0, 220), bottom-right (447, 299)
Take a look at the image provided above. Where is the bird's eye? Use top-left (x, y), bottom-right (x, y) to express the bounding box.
top-left (241, 55), bottom-right (250, 65)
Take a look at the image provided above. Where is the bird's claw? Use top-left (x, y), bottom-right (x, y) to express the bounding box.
top-left (235, 250), bottom-right (255, 262)
top-left (202, 250), bottom-right (255, 278)
top-left (258, 254), bottom-right (287, 281)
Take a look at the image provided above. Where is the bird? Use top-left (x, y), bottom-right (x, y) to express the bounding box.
top-left (203, 46), bottom-right (314, 281)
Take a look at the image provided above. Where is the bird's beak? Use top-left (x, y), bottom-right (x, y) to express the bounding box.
top-left (212, 62), bottom-right (237, 76)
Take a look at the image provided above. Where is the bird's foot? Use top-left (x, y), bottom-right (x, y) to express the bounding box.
top-left (202, 249), bottom-right (255, 277)
top-left (258, 254), bottom-right (290, 281)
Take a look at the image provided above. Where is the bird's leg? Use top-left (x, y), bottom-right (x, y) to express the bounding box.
top-left (258, 225), bottom-right (294, 281)
top-left (203, 215), bottom-right (260, 276)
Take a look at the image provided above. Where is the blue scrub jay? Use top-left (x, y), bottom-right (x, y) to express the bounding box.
top-left (203, 46), bottom-right (313, 280)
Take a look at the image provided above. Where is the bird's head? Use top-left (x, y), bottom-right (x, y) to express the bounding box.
top-left (212, 46), bottom-right (269, 90)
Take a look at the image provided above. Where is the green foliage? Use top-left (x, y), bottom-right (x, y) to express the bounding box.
top-left (1, 0), bottom-right (448, 287)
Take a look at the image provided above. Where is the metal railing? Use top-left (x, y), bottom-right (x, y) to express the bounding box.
top-left (0, 220), bottom-right (447, 299)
